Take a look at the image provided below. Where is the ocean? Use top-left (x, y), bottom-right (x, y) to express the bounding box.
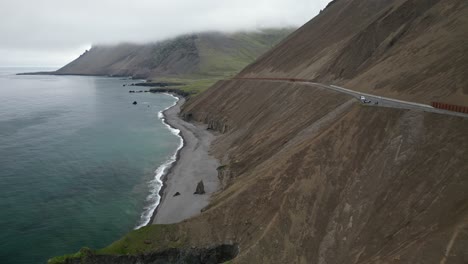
top-left (0, 68), bottom-right (181, 264)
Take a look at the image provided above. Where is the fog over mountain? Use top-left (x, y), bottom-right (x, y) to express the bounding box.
top-left (0, 0), bottom-right (331, 66)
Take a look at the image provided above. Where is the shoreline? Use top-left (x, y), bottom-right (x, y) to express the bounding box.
top-left (149, 94), bottom-right (220, 225)
top-left (135, 94), bottom-right (185, 228)
top-left (16, 72), bottom-right (141, 79)
top-left (146, 94), bottom-right (186, 226)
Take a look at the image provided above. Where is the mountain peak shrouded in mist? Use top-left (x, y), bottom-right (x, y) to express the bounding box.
top-left (0, 0), bottom-right (332, 66)
top-left (54, 29), bottom-right (295, 79)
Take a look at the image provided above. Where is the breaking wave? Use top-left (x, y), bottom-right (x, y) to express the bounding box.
top-left (135, 94), bottom-right (184, 229)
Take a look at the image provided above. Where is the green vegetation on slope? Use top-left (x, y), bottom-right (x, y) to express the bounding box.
top-left (197, 29), bottom-right (292, 77)
top-left (146, 29), bottom-right (293, 96)
top-left (98, 224), bottom-right (185, 255)
top-left (55, 28), bottom-right (294, 96)
top-left (148, 76), bottom-right (223, 95)
top-left (48, 225), bottom-right (185, 263)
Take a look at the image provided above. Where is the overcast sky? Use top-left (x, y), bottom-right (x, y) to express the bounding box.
top-left (0, 0), bottom-right (331, 67)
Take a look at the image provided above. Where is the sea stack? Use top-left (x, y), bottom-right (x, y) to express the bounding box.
top-left (194, 181), bottom-right (205, 195)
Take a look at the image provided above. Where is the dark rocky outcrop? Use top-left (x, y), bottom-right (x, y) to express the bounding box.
top-left (206, 120), bottom-right (228, 134)
top-left (216, 165), bottom-right (239, 191)
top-left (61, 244), bottom-right (239, 264)
top-left (194, 181), bottom-right (205, 195)
top-left (182, 113), bottom-right (229, 133)
top-left (132, 82), bottom-right (185, 87)
top-left (149, 88), bottom-right (192, 98)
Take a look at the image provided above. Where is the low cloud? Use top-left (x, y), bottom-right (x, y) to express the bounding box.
top-left (0, 0), bottom-right (331, 66)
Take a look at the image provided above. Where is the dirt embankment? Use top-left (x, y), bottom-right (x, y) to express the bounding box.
top-left (239, 0), bottom-right (468, 105)
top-left (167, 79), bottom-right (468, 263)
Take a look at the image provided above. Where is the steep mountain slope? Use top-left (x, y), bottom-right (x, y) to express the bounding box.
top-left (179, 79), bottom-right (468, 263)
top-left (239, 0), bottom-right (468, 105)
top-left (175, 0), bottom-right (468, 262)
top-left (55, 29), bottom-right (293, 79)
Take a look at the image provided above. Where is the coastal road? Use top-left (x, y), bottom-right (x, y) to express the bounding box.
top-left (235, 78), bottom-right (468, 119)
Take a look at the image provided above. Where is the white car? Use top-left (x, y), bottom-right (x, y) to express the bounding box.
top-left (360, 96), bottom-right (371, 104)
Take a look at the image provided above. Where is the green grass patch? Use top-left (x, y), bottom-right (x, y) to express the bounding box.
top-left (48, 248), bottom-right (93, 264)
top-left (197, 29), bottom-right (294, 76)
top-left (150, 75), bottom-right (227, 96)
top-left (49, 224), bottom-right (186, 263)
top-left (177, 78), bottom-right (220, 95)
top-left (98, 224), bottom-right (184, 255)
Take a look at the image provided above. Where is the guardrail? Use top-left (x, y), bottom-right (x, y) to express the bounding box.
top-left (432, 102), bottom-right (468, 114)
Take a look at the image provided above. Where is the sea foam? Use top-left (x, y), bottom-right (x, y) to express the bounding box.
top-left (135, 94), bottom-right (184, 229)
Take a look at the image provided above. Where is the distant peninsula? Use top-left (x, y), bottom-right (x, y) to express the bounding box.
top-left (21, 29), bottom-right (294, 95)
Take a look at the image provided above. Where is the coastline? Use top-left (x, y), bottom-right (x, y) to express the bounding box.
top-left (149, 94), bottom-right (220, 225)
top-left (16, 72), bottom-right (141, 79)
top-left (134, 94), bottom-right (185, 228)
top-left (144, 94), bottom-right (185, 227)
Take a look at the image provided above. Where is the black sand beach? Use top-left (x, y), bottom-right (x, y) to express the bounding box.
top-left (151, 97), bottom-right (220, 224)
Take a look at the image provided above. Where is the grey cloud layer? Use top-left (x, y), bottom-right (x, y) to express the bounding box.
top-left (0, 0), bottom-right (331, 66)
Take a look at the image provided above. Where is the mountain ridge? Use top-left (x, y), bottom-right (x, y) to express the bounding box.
top-left (54, 29), bottom-right (294, 80)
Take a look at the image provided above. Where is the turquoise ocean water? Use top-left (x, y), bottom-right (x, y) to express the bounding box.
top-left (0, 68), bottom-right (181, 264)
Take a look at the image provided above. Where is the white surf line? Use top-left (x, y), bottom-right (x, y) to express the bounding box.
top-left (135, 94), bottom-right (184, 229)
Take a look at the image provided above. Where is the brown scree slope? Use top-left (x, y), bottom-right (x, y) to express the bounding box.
top-left (175, 80), bottom-right (468, 263)
top-left (160, 0), bottom-right (468, 262)
top-left (238, 0), bottom-right (468, 105)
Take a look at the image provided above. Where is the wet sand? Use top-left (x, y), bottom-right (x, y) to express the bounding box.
top-left (152, 96), bottom-right (220, 224)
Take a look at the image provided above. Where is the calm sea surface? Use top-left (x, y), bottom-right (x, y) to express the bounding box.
top-left (0, 68), bottom-right (180, 264)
